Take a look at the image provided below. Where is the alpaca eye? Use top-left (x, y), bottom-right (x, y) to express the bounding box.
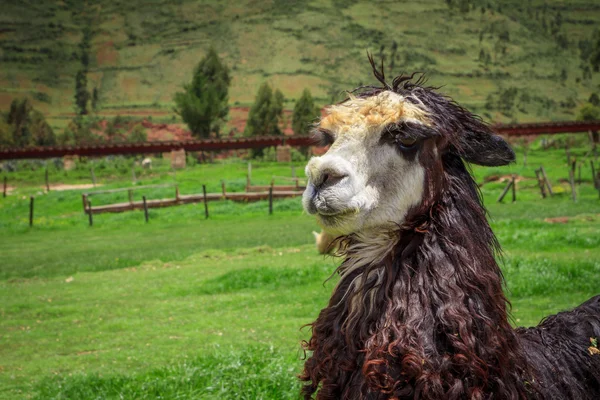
top-left (397, 137), bottom-right (417, 149)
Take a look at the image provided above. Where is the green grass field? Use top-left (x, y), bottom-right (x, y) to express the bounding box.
top-left (1, 141), bottom-right (600, 399)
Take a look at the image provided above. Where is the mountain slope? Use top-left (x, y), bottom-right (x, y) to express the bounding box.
top-left (1, 0), bottom-right (599, 132)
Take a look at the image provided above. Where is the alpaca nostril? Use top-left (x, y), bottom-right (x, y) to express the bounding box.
top-left (318, 171), bottom-right (347, 188)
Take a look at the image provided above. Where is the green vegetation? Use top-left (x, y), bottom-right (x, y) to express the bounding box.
top-left (173, 47), bottom-right (231, 138)
top-left (292, 89), bottom-right (320, 136)
top-left (1, 0), bottom-right (599, 133)
top-left (245, 83), bottom-right (285, 137)
top-left (1, 139), bottom-right (599, 399)
top-left (0, 99), bottom-right (56, 148)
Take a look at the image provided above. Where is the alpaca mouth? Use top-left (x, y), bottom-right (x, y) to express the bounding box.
top-left (316, 208), bottom-right (356, 225)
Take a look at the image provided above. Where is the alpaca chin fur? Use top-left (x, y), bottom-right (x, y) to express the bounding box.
top-left (300, 63), bottom-right (600, 400)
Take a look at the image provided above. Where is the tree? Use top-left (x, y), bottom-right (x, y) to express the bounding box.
top-left (560, 68), bottom-right (568, 84)
top-left (244, 83), bottom-right (284, 137)
top-left (578, 103), bottom-right (600, 121)
top-left (7, 98), bottom-right (32, 147)
top-left (479, 48), bottom-right (486, 62)
top-left (75, 69), bottom-right (89, 115)
top-left (79, 26), bottom-right (92, 71)
top-left (91, 87), bottom-right (99, 111)
top-left (4, 98), bottom-right (55, 148)
top-left (591, 29), bottom-right (600, 72)
top-left (173, 47), bottom-right (231, 138)
top-left (458, 0), bottom-right (470, 14)
top-left (272, 89), bottom-right (285, 126)
top-left (390, 40), bottom-right (398, 70)
top-left (29, 109), bottom-right (56, 146)
top-left (0, 118), bottom-right (13, 148)
top-left (292, 89), bottom-right (320, 136)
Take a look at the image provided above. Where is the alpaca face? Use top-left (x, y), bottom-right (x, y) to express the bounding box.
top-left (303, 91), bottom-right (432, 236)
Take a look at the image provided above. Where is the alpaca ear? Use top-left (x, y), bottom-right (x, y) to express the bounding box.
top-left (453, 129), bottom-right (515, 167)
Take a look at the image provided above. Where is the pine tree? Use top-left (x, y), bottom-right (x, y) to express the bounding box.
top-left (271, 89), bottom-right (285, 133)
top-left (174, 47), bottom-right (231, 138)
top-left (91, 87), bottom-right (99, 111)
top-left (292, 89), bottom-right (320, 136)
top-left (245, 83), bottom-right (283, 137)
top-left (75, 70), bottom-right (89, 115)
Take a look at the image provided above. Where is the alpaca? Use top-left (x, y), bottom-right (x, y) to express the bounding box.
top-left (300, 60), bottom-right (600, 400)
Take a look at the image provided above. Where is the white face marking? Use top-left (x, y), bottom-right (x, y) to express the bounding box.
top-left (302, 91), bottom-right (427, 236)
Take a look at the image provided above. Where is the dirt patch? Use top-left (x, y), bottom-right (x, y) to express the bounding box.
top-left (544, 217), bottom-right (570, 224)
top-left (142, 120), bottom-right (193, 141)
top-left (96, 41), bottom-right (119, 67)
top-left (50, 184), bottom-right (100, 191)
top-left (481, 174), bottom-right (529, 185)
top-left (544, 214), bottom-right (598, 224)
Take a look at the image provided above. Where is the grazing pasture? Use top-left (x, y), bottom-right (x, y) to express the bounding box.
top-left (1, 142), bottom-right (599, 399)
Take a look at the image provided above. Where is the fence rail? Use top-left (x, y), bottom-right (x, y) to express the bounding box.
top-left (83, 190), bottom-right (304, 215)
top-left (2, 120), bottom-right (599, 160)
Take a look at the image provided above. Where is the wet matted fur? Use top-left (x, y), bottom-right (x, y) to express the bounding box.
top-left (300, 59), bottom-right (600, 400)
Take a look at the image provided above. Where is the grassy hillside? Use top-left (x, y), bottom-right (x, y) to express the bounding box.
top-left (1, 0), bottom-right (600, 134)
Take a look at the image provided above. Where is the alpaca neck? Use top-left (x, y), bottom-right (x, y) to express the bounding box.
top-left (302, 162), bottom-right (531, 399)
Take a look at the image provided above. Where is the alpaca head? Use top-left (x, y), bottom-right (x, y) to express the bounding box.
top-left (303, 62), bottom-right (515, 236)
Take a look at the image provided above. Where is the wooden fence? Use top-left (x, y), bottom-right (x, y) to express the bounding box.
top-left (82, 183), bottom-right (305, 215)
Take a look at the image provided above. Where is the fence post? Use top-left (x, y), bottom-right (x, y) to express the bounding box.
top-left (82, 194), bottom-right (88, 213)
top-left (534, 169), bottom-right (547, 198)
top-left (590, 130), bottom-right (599, 161)
top-left (591, 161), bottom-right (600, 200)
top-left (128, 189), bottom-right (134, 206)
top-left (540, 165), bottom-right (553, 196)
top-left (143, 195), bottom-right (149, 223)
top-left (269, 186), bottom-right (273, 215)
top-left (497, 179), bottom-right (513, 203)
top-left (221, 181), bottom-right (226, 198)
top-left (202, 184), bottom-right (209, 219)
top-left (45, 166), bottom-right (50, 192)
top-left (511, 175), bottom-right (516, 202)
top-left (569, 162), bottom-right (577, 202)
top-left (88, 200), bottom-right (93, 226)
top-left (29, 196), bottom-right (34, 227)
top-left (175, 185), bottom-right (180, 201)
top-left (3, 176), bottom-right (6, 198)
